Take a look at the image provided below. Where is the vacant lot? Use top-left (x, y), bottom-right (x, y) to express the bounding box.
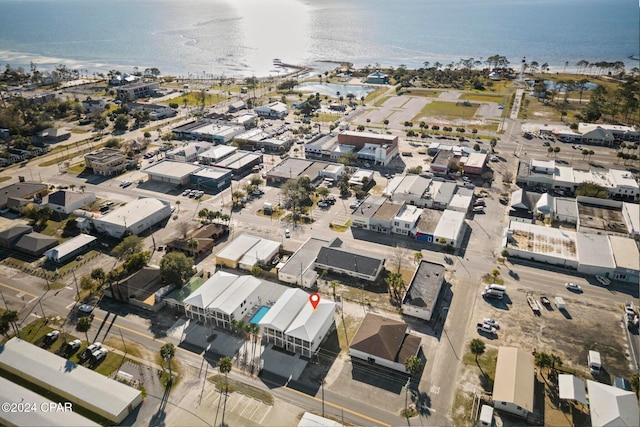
top-left (413, 101), bottom-right (479, 122)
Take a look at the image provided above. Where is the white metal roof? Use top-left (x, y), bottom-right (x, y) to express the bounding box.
top-left (558, 374), bottom-right (587, 404)
top-left (183, 271), bottom-right (238, 309)
top-left (210, 275), bottom-right (261, 314)
top-left (609, 235), bottom-right (640, 271)
top-left (587, 380), bottom-right (640, 427)
top-left (0, 376), bottom-right (100, 427)
top-left (285, 299), bottom-right (335, 342)
top-left (44, 233), bottom-right (96, 261)
top-left (143, 160), bottom-right (203, 178)
top-left (433, 210), bottom-right (466, 240)
top-left (95, 197), bottom-right (169, 228)
top-left (0, 338), bottom-right (141, 422)
top-left (493, 347), bottom-right (534, 413)
top-left (198, 145), bottom-right (238, 161)
top-left (259, 288), bottom-right (308, 332)
top-left (239, 239), bottom-right (280, 266)
top-left (575, 233), bottom-right (615, 269)
top-left (216, 234), bottom-right (262, 262)
top-left (298, 412), bottom-right (343, 427)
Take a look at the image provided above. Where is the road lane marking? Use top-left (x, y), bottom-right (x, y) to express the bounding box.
top-left (93, 315), bottom-right (391, 427)
top-left (0, 281), bottom-right (38, 298)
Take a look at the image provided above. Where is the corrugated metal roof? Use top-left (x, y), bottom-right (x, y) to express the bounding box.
top-left (493, 347), bottom-right (534, 412)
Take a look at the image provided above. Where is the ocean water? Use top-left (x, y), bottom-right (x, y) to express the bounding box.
top-left (0, 0), bottom-right (637, 77)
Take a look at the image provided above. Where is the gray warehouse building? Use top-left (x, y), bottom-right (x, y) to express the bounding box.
top-left (93, 197), bottom-right (171, 238)
top-left (0, 338), bottom-right (142, 424)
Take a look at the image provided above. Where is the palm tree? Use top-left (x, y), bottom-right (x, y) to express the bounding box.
top-left (469, 338), bottom-right (485, 364)
top-left (383, 119), bottom-right (389, 130)
top-left (160, 343), bottom-right (176, 385)
top-left (175, 200), bottom-right (181, 213)
top-left (500, 249), bottom-right (509, 264)
top-left (413, 251), bottom-right (423, 265)
top-left (553, 146), bottom-right (560, 157)
top-left (218, 356), bottom-right (233, 426)
top-left (247, 323), bottom-right (260, 373)
top-left (1, 310), bottom-right (20, 336)
top-left (76, 316), bottom-right (92, 343)
top-left (404, 355), bottom-right (423, 416)
top-left (329, 280), bottom-right (339, 300)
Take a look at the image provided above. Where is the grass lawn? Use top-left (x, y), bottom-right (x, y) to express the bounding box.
top-left (70, 128), bottom-right (89, 134)
top-left (170, 91), bottom-right (228, 108)
top-left (209, 374), bottom-right (274, 405)
top-left (413, 101), bottom-right (479, 122)
top-left (67, 162), bottom-right (86, 174)
top-left (402, 89), bottom-right (441, 97)
top-left (312, 112), bottom-right (342, 123)
top-left (451, 390), bottom-right (474, 427)
top-left (364, 87), bottom-right (388, 104)
top-left (0, 176), bottom-right (12, 183)
top-left (155, 352), bottom-right (183, 388)
top-left (40, 219), bottom-right (64, 237)
top-left (257, 208), bottom-right (285, 219)
top-left (329, 219), bottom-right (350, 232)
top-left (336, 314), bottom-right (360, 352)
top-left (374, 96), bottom-right (391, 107)
top-left (462, 347), bottom-right (498, 392)
top-left (104, 337), bottom-right (145, 359)
top-left (459, 93), bottom-right (506, 102)
top-left (55, 250), bottom-right (100, 278)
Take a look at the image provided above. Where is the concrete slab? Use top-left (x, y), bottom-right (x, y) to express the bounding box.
top-left (261, 343), bottom-right (308, 380)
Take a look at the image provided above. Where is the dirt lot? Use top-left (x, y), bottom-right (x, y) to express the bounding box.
top-left (454, 281), bottom-right (635, 426)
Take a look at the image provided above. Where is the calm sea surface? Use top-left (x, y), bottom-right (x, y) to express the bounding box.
top-left (0, 0), bottom-right (637, 77)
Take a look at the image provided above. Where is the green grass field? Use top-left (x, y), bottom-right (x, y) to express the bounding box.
top-left (459, 93), bottom-right (506, 102)
top-left (170, 91), bottom-right (228, 107)
top-left (413, 101), bottom-right (479, 121)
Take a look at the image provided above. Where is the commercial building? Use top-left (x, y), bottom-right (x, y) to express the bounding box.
top-left (44, 233), bottom-right (96, 264)
top-left (578, 123), bottom-right (639, 144)
top-left (84, 148), bottom-right (128, 176)
top-left (402, 261), bottom-right (446, 321)
top-left (278, 236), bottom-right (337, 287)
top-left (0, 338), bottom-right (143, 424)
top-left (432, 209), bottom-right (466, 247)
top-left (36, 127), bottom-right (71, 144)
top-left (116, 81), bottom-right (159, 100)
top-left (0, 376), bottom-right (100, 427)
top-left (350, 196), bottom-right (386, 230)
top-left (349, 313), bottom-right (421, 373)
top-left (197, 145), bottom-right (238, 165)
top-left (365, 71), bottom-right (389, 84)
top-left (0, 181), bottom-right (48, 210)
top-left (190, 166), bottom-right (232, 193)
top-left (254, 101), bottom-right (289, 119)
top-left (105, 266), bottom-right (166, 311)
top-left (143, 160), bottom-right (203, 186)
top-left (128, 102), bottom-right (176, 120)
top-left (265, 158), bottom-right (336, 184)
top-left (461, 152), bottom-right (487, 175)
top-left (0, 225), bottom-right (33, 248)
top-left (392, 204), bottom-right (423, 235)
top-left (46, 190), bottom-right (96, 215)
top-left (213, 150), bottom-right (263, 178)
top-left (172, 121), bottom-right (246, 143)
top-left (516, 160), bottom-right (639, 201)
top-left (315, 246), bottom-right (386, 282)
top-left (348, 169), bottom-right (375, 186)
top-left (384, 175), bottom-right (467, 210)
top-left (92, 197), bottom-right (171, 238)
top-left (297, 412), bottom-right (343, 427)
top-left (492, 347), bottom-right (535, 420)
top-left (503, 221), bottom-right (639, 282)
top-left (165, 142), bottom-right (210, 162)
top-left (337, 131), bottom-right (398, 165)
top-left (215, 233), bottom-right (280, 270)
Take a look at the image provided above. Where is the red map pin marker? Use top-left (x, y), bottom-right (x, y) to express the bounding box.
top-left (309, 293), bottom-right (320, 310)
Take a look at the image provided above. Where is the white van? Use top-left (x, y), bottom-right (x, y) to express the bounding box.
top-left (588, 350), bottom-right (601, 374)
top-left (486, 284), bottom-right (507, 292)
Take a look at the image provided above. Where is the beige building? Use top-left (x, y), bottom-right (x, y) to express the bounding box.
top-left (84, 148), bottom-right (128, 176)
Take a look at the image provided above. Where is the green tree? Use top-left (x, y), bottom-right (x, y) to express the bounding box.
top-left (250, 265), bottom-right (262, 277)
top-left (90, 268), bottom-right (106, 288)
top-left (1, 310), bottom-right (20, 336)
top-left (160, 252), bottom-right (195, 286)
top-left (384, 272), bottom-right (406, 306)
top-left (79, 274), bottom-right (95, 291)
top-left (553, 146), bottom-right (560, 157)
top-left (112, 236), bottom-right (143, 259)
top-left (76, 316), bottom-right (92, 343)
top-left (218, 356), bottom-right (233, 426)
top-left (413, 251), bottom-right (423, 265)
top-left (114, 114), bottom-right (129, 131)
top-left (316, 186), bottom-right (330, 200)
top-left (575, 182), bottom-right (608, 198)
top-left (123, 251), bottom-right (150, 272)
top-left (469, 338), bottom-right (486, 364)
top-left (534, 351), bottom-right (552, 378)
top-left (404, 355), bottom-right (423, 377)
top-left (160, 343), bottom-right (176, 386)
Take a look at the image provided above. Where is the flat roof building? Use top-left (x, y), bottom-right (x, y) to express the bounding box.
top-left (92, 197), bottom-right (171, 238)
top-left (84, 148), bottom-right (128, 176)
top-left (197, 145), bottom-right (238, 165)
top-left (215, 233), bottom-right (280, 270)
top-left (402, 261), bottom-right (446, 321)
top-left (190, 166), bottom-right (232, 193)
top-left (143, 160), bottom-right (203, 186)
top-left (433, 209), bottom-right (466, 248)
top-left (0, 338), bottom-right (142, 424)
top-left (213, 150), bottom-right (262, 178)
top-left (278, 236), bottom-right (337, 287)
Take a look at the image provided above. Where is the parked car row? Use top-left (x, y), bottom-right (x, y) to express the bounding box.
top-left (181, 189), bottom-right (204, 199)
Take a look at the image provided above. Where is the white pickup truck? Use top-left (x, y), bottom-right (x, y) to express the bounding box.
top-left (477, 322), bottom-right (497, 335)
